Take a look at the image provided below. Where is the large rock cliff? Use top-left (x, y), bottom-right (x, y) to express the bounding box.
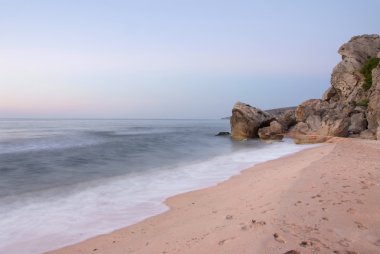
top-left (290, 34), bottom-right (380, 141)
top-left (230, 34), bottom-right (380, 142)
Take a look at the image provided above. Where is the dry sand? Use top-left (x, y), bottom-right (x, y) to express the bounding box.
top-left (48, 139), bottom-right (380, 254)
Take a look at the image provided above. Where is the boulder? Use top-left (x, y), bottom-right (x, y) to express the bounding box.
top-left (292, 99), bottom-right (352, 138)
top-left (348, 113), bottom-right (367, 134)
top-left (276, 110), bottom-right (297, 130)
top-left (230, 102), bottom-right (274, 140)
top-left (295, 99), bottom-right (328, 122)
top-left (306, 115), bottom-right (322, 131)
top-left (360, 129), bottom-right (376, 140)
top-left (258, 121), bottom-right (284, 140)
top-left (318, 117), bottom-right (351, 137)
top-left (275, 96), bottom-right (355, 141)
top-left (289, 122), bottom-right (310, 135)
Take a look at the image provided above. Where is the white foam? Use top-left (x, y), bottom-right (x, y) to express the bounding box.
top-left (0, 140), bottom-right (317, 254)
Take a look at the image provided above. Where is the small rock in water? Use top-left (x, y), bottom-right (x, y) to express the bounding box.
top-left (215, 131), bottom-right (230, 136)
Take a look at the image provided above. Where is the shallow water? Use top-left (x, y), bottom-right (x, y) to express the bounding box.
top-left (0, 119), bottom-right (310, 253)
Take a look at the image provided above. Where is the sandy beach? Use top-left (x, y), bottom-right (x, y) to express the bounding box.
top-left (47, 138), bottom-right (380, 254)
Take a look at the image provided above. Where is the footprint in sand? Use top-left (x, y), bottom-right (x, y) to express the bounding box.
top-left (283, 250), bottom-right (300, 254)
top-left (250, 219), bottom-right (266, 228)
top-left (225, 215), bottom-right (233, 220)
top-left (355, 199), bottom-right (364, 205)
top-left (354, 221), bottom-right (368, 230)
top-left (218, 237), bottom-right (235, 246)
top-left (299, 241), bottom-right (313, 248)
top-left (338, 238), bottom-right (350, 247)
top-left (273, 233), bottom-right (286, 244)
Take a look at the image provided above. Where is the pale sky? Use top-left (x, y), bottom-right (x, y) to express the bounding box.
top-left (1, 0), bottom-right (379, 118)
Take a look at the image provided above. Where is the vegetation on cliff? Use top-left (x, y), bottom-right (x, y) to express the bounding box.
top-left (361, 57), bottom-right (380, 91)
top-left (354, 99), bottom-right (370, 107)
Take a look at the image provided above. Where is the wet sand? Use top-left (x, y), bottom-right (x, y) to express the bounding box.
top-left (48, 138), bottom-right (380, 254)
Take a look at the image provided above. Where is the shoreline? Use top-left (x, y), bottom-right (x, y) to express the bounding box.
top-left (48, 138), bottom-right (380, 254)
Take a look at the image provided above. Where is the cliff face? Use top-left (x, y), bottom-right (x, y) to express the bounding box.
top-left (328, 35), bottom-right (380, 103)
top-left (367, 52), bottom-right (380, 139)
top-left (230, 34), bottom-right (380, 141)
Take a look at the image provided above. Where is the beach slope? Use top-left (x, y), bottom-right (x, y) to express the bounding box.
top-left (48, 139), bottom-right (380, 254)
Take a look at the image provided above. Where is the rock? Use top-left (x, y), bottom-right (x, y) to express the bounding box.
top-left (360, 129), bottom-right (376, 140)
top-left (306, 115), bottom-right (322, 131)
top-left (367, 64), bottom-right (380, 137)
top-left (319, 117), bottom-right (351, 137)
top-left (322, 86), bottom-right (337, 101)
top-left (353, 106), bottom-right (366, 113)
top-left (215, 131), bottom-right (230, 136)
top-left (289, 122), bottom-right (310, 135)
top-left (295, 99), bottom-right (329, 122)
top-left (230, 102), bottom-right (274, 140)
top-left (258, 121), bottom-right (284, 140)
top-left (330, 34), bottom-right (380, 103)
top-left (229, 34), bottom-right (380, 142)
top-left (277, 109), bottom-right (297, 130)
top-left (348, 113), bottom-right (367, 134)
top-left (291, 99), bottom-right (351, 138)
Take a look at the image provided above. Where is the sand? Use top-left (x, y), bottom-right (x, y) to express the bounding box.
top-left (47, 139), bottom-right (380, 254)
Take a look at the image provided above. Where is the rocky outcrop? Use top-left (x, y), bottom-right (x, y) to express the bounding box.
top-left (294, 99), bottom-right (329, 122)
top-left (348, 113), bottom-right (367, 134)
top-left (329, 35), bottom-right (380, 103)
top-left (289, 99), bottom-right (353, 138)
top-left (229, 34), bottom-right (380, 142)
top-left (276, 109), bottom-right (297, 130)
top-left (289, 34), bottom-right (380, 141)
top-left (367, 53), bottom-right (380, 137)
top-left (230, 102), bottom-right (274, 140)
top-left (258, 121), bottom-right (284, 140)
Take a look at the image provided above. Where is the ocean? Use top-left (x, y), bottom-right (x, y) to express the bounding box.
top-left (0, 119), bottom-right (310, 253)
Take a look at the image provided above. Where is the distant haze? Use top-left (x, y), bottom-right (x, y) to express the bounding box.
top-left (1, 0), bottom-right (379, 118)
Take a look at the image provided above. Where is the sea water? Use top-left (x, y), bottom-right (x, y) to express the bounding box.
top-left (0, 119), bottom-right (310, 254)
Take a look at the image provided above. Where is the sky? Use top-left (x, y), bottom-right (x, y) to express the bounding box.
top-left (0, 0), bottom-right (379, 119)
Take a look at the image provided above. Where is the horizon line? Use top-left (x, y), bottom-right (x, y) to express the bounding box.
top-left (0, 117), bottom-right (229, 121)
